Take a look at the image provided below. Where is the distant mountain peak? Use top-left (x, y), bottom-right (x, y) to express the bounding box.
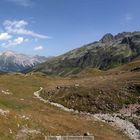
top-left (0, 51), bottom-right (47, 73)
top-left (2, 50), bottom-right (16, 57)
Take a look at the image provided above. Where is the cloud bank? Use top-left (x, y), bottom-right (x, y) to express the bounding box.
top-left (0, 19), bottom-right (48, 50)
top-left (4, 20), bottom-right (49, 39)
top-left (2, 37), bottom-right (28, 48)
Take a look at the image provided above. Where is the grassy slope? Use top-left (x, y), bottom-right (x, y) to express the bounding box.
top-left (41, 58), bottom-right (140, 114)
top-left (0, 73), bottom-right (130, 140)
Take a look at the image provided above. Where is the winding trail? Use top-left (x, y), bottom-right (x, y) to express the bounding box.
top-left (34, 87), bottom-right (75, 112)
top-left (34, 87), bottom-right (140, 140)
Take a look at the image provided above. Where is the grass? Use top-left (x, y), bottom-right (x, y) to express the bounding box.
top-left (41, 70), bottom-right (140, 114)
top-left (0, 70), bottom-right (134, 140)
top-left (0, 97), bottom-right (29, 110)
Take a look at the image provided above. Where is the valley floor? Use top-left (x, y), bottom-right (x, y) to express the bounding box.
top-left (0, 73), bottom-right (132, 140)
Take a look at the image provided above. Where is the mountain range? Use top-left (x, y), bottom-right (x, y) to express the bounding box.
top-left (32, 31), bottom-right (140, 75)
top-left (0, 51), bottom-right (47, 72)
top-left (0, 31), bottom-right (140, 75)
top-left (0, 32), bottom-right (139, 140)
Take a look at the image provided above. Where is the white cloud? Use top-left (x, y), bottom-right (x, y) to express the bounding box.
top-left (3, 20), bottom-right (49, 39)
top-left (0, 32), bottom-right (12, 40)
top-left (6, 0), bottom-right (33, 7)
top-left (2, 37), bottom-right (26, 48)
top-left (12, 37), bottom-right (24, 44)
top-left (34, 46), bottom-right (44, 51)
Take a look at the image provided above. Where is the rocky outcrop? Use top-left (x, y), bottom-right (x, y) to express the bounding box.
top-left (100, 33), bottom-right (114, 43)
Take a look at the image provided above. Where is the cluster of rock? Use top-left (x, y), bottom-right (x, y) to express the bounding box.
top-left (1, 89), bottom-right (13, 95)
top-left (94, 113), bottom-right (140, 140)
top-left (120, 104), bottom-right (140, 116)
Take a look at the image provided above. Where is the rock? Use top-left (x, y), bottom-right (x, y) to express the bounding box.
top-left (9, 128), bottom-right (12, 134)
top-left (75, 84), bottom-right (80, 87)
top-left (84, 132), bottom-right (90, 136)
top-left (131, 66), bottom-right (140, 72)
top-left (0, 109), bottom-right (9, 116)
top-left (1, 89), bottom-right (13, 95)
top-left (56, 86), bottom-right (60, 89)
top-left (100, 33), bottom-right (114, 43)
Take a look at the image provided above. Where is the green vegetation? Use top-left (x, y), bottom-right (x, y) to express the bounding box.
top-left (0, 98), bottom-right (29, 110)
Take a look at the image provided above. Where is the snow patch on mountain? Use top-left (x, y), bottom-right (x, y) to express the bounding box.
top-left (0, 51), bottom-right (47, 72)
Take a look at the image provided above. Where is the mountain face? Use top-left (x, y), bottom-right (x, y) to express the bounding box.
top-left (33, 31), bottom-right (140, 75)
top-left (0, 51), bottom-right (47, 72)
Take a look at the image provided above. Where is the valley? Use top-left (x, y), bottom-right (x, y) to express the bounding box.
top-left (0, 56), bottom-right (139, 140)
top-left (0, 74), bottom-right (132, 140)
top-left (0, 31), bottom-right (139, 140)
top-left (0, 0), bottom-right (140, 139)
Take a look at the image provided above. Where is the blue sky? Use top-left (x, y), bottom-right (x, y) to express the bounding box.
top-left (0, 0), bottom-right (140, 56)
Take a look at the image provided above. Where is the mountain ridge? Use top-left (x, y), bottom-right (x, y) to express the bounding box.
top-left (32, 31), bottom-right (140, 75)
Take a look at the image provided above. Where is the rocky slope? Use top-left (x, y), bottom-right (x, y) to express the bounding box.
top-left (40, 57), bottom-right (140, 114)
top-left (0, 51), bottom-right (47, 72)
top-left (33, 31), bottom-right (140, 75)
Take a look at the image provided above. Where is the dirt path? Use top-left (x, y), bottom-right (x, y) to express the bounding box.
top-left (34, 87), bottom-right (75, 112)
top-left (33, 87), bottom-right (140, 140)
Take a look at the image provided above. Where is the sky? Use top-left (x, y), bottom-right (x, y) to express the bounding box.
top-left (0, 0), bottom-right (140, 56)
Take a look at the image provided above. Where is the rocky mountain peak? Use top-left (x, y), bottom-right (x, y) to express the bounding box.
top-left (2, 51), bottom-right (16, 57)
top-left (114, 32), bottom-right (132, 40)
top-left (100, 33), bottom-right (114, 43)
